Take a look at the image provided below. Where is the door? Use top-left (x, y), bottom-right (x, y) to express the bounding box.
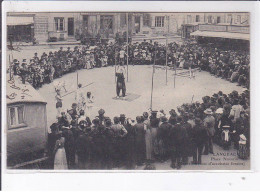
top-left (135, 16), bottom-right (140, 33)
top-left (68, 18), bottom-right (74, 36)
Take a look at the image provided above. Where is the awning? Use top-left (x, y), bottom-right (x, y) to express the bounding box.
top-left (7, 16), bottom-right (34, 26)
top-left (190, 30), bottom-right (250, 41)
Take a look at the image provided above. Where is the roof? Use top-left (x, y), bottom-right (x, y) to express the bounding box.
top-left (6, 76), bottom-right (47, 105)
top-left (190, 30), bottom-right (250, 41)
top-left (7, 16), bottom-right (34, 26)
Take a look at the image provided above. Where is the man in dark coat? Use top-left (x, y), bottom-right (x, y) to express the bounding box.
top-left (76, 124), bottom-right (92, 169)
top-left (191, 118), bottom-right (208, 164)
top-left (168, 109), bottom-right (177, 125)
top-left (111, 116), bottom-right (128, 167)
top-left (104, 119), bottom-right (116, 169)
top-left (90, 117), bottom-right (106, 169)
top-left (48, 122), bottom-right (59, 168)
top-left (134, 116), bottom-right (146, 166)
top-left (62, 126), bottom-right (75, 169)
top-left (170, 116), bottom-right (187, 169)
top-left (157, 116), bottom-right (172, 161)
top-left (181, 113), bottom-right (192, 164)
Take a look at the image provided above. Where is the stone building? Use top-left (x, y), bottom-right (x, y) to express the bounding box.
top-left (6, 12), bottom-right (250, 43)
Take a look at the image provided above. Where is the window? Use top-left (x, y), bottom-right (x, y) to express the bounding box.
top-left (120, 14), bottom-right (127, 27)
top-left (217, 16), bottom-right (221, 24)
top-left (155, 16), bottom-right (164, 27)
top-left (208, 16), bottom-right (212, 24)
top-left (83, 15), bottom-right (88, 27)
top-left (227, 14), bottom-right (232, 24)
top-left (54, 17), bottom-right (64, 31)
top-left (196, 15), bottom-right (200, 22)
top-left (237, 15), bottom-right (241, 24)
top-left (9, 105), bottom-right (25, 128)
top-left (143, 14), bottom-right (150, 26)
top-left (187, 15), bottom-right (192, 23)
top-left (100, 15), bottom-right (113, 30)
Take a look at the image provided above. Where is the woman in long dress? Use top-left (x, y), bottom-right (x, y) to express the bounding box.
top-left (53, 136), bottom-right (68, 170)
top-left (143, 113), bottom-right (152, 161)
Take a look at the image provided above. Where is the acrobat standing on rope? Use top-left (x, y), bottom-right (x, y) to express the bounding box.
top-left (115, 64), bottom-right (126, 99)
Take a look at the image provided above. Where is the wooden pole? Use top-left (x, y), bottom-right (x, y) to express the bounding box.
top-left (77, 71), bottom-right (79, 88)
top-left (115, 50), bottom-right (117, 83)
top-left (174, 63), bottom-right (176, 88)
top-left (126, 13), bottom-right (129, 82)
top-left (9, 54), bottom-right (12, 80)
top-left (150, 50), bottom-right (156, 110)
top-left (165, 16), bottom-right (169, 85)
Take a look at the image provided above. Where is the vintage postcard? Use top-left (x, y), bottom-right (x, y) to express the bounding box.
top-left (2, 3), bottom-right (252, 173)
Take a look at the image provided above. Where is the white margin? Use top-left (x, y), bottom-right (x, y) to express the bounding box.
top-left (2, 0), bottom-right (260, 190)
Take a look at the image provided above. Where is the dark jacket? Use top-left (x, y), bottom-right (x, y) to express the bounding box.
top-left (191, 123), bottom-right (208, 146)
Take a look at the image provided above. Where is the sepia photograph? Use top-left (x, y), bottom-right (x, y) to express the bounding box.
top-left (4, 10), bottom-right (250, 171)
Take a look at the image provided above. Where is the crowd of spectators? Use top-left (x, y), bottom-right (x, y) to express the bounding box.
top-left (11, 39), bottom-right (249, 89)
top-left (48, 89), bottom-right (250, 170)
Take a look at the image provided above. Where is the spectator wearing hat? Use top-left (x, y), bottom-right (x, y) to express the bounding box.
top-left (157, 116), bottom-right (172, 161)
top-left (13, 59), bottom-right (20, 75)
top-left (104, 119), bottom-right (116, 169)
top-left (90, 117), bottom-right (106, 169)
top-left (97, 109), bottom-right (106, 125)
top-left (143, 112), bottom-right (152, 162)
top-left (134, 116), bottom-right (146, 166)
top-left (170, 116), bottom-right (186, 169)
top-left (75, 122), bottom-right (92, 169)
top-left (62, 126), bottom-right (75, 169)
top-left (182, 113), bottom-right (192, 163)
top-left (203, 108), bottom-right (215, 154)
top-left (111, 116), bottom-right (128, 167)
top-left (33, 52), bottom-right (39, 64)
top-left (48, 122), bottom-right (60, 168)
top-left (168, 109), bottom-right (177, 125)
top-left (68, 103), bottom-right (78, 121)
top-left (191, 118), bottom-right (208, 164)
top-left (19, 60), bottom-right (28, 84)
top-left (214, 108), bottom-right (224, 145)
top-left (149, 111), bottom-right (160, 159)
top-left (187, 113), bottom-right (195, 129)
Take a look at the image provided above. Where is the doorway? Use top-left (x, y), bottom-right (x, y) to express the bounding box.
top-left (135, 16), bottom-right (140, 33)
top-left (68, 18), bottom-right (74, 36)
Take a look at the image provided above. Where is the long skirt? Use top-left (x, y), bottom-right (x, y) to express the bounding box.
top-left (54, 148), bottom-right (68, 170)
top-left (150, 127), bottom-right (158, 157)
top-left (238, 143), bottom-right (248, 159)
top-left (145, 129), bottom-right (153, 160)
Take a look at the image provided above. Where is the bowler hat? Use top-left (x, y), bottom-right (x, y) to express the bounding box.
top-left (92, 117), bottom-right (100, 124)
top-left (98, 109), bottom-right (105, 115)
top-left (195, 118), bottom-right (201, 124)
top-left (120, 114), bottom-right (126, 118)
top-left (160, 116), bottom-right (167, 122)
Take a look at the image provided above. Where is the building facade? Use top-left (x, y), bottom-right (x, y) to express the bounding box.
top-left (7, 12), bottom-right (250, 43)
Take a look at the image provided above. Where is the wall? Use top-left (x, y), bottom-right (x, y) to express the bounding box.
top-left (7, 102), bottom-right (47, 158)
top-left (34, 12), bottom-right (81, 42)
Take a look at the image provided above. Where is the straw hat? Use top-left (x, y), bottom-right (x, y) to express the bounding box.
top-left (215, 108), bottom-right (223, 114)
top-left (204, 108), bottom-right (213, 115)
